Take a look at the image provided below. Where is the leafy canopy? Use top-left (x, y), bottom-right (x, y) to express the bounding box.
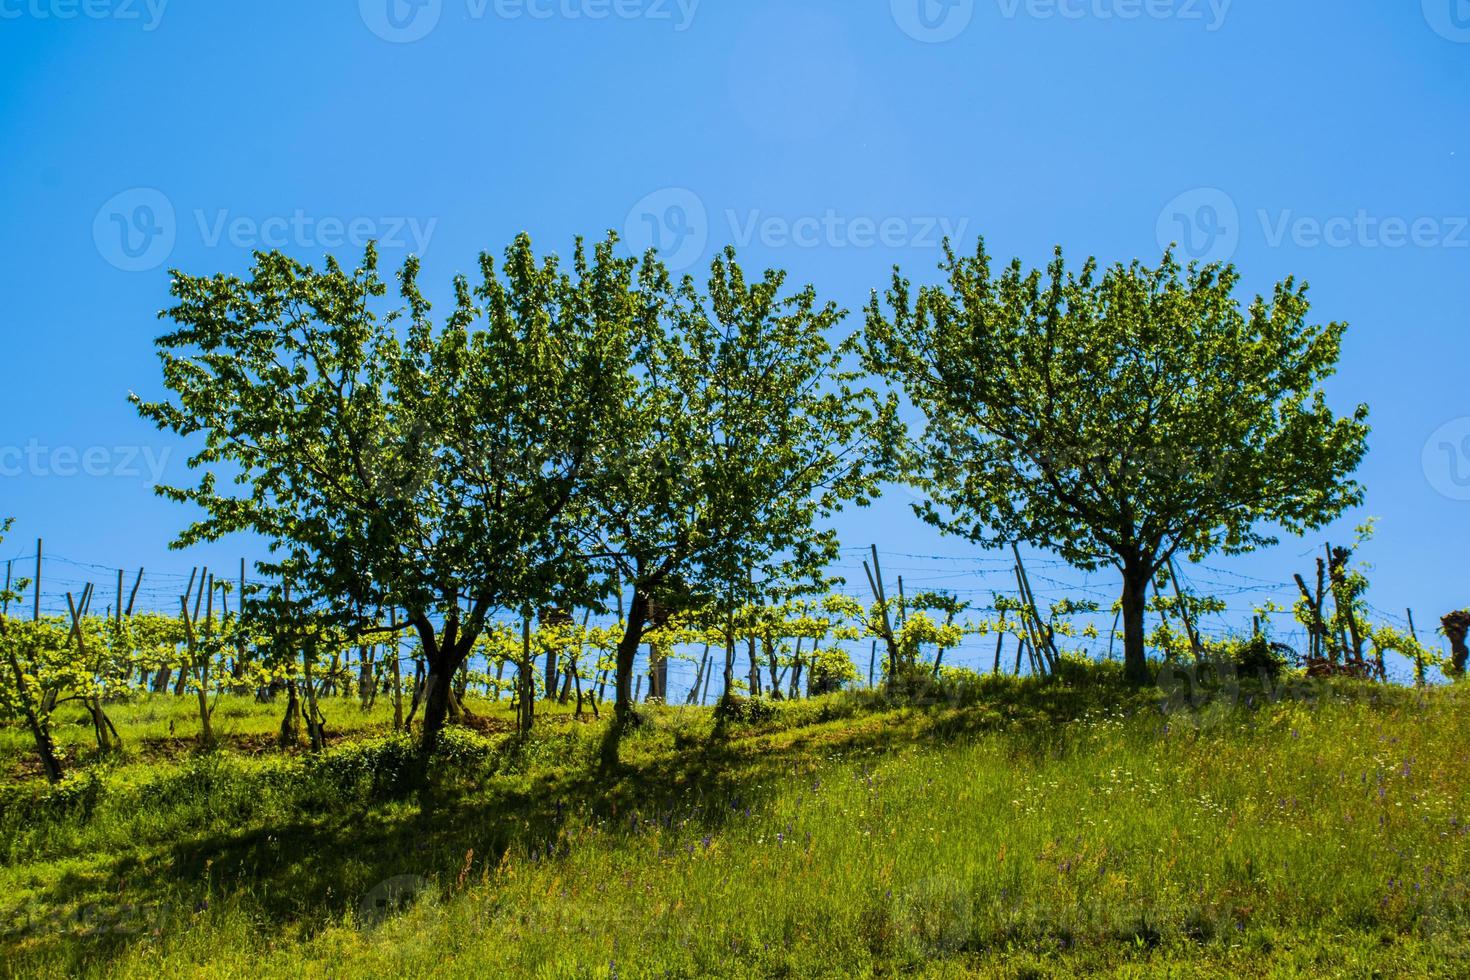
top-left (132, 236), bottom-right (626, 650)
top-left (863, 242), bottom-right (1371, 579)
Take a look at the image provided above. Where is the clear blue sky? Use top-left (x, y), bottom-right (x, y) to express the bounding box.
top-left (1, 1), bottom-right (1466, 675)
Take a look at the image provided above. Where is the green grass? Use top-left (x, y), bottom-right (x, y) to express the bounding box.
top-left (2, 674), bottom-right (1468, 977)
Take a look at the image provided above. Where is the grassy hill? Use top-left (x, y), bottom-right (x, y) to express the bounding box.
top-left (2, 670), bottom-right (1467, 977)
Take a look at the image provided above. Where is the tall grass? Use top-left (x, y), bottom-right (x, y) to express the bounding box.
top-left (2, 677), bottom-right (1468, 977)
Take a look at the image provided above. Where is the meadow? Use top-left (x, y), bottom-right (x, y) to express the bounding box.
top-left (2, 669), bottom-right (1467, 978)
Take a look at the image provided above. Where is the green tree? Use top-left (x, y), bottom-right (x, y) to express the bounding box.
top-left (133, 235), bottom-right (624, 751)
top-left (590, 247), bottom-right (897, 764)
top-left (864, 243), bottom-right (1369, 685)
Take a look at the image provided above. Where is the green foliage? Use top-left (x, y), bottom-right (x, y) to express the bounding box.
top-left (1212, 634), bottom-right (1292, 680)
top-left (863, 242), bottom-right (1371, 682)
top-left (591, 246), bottom-right (896, 607)
top-left (132, 235), bottom-right (635, 745)
top-left (712, 692), bottom-right (780, 725)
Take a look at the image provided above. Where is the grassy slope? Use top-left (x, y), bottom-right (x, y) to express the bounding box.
top-left (1, 675), bottom-right (1467, 978)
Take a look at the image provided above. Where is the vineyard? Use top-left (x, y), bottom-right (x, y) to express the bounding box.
top-left (2, 235), bottom-right (1468, 977)
top-left (1, 529), bottom-right (1462, 790)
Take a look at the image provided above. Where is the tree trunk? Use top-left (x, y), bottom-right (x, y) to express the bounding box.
top-left (723, 632), bottom-right (735, 700)
top-left (278, 679), bottom-right (302, 747)
top-left (302, 651), bottom-right (326, 752)
top-left (766, 635), bottom-right (783, 699)
top-left (1443, 612), bottom-right (1470, 675)
top-left (391, 650), bottom-right (404, 731)
top-left (1121, 559), bottom-right (1152, 686)
top-left (6, 647), bottom-right (63, 783)
top-left (518, 616), bottom-right (535, 734)
top-left (420, 668), bottom-right (453, 750)
top-left (358, 646), bottom-right (375, 709)
top-left (544, 641), bottom-right (558, 703)
top-left (454, 662), bottom-right (470, 706)
top-left (602, 591), bottom-right (649, 768)
top-left (789, 639), bottom-right (804, 699)
top-left (29, 709), bottom-right (63, 782)
top-left (648, 643), bottom-right (667, 702)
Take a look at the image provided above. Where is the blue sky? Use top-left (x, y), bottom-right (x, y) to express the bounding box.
top-left (0, 1), bottom-right (1466, 677)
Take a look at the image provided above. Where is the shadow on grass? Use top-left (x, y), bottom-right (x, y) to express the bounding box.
top-left (0, 673), bottom-right (1197, 967)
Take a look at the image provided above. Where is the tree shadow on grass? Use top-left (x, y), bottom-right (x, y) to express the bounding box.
top-left (2, 677), bottom-right (1155, 970)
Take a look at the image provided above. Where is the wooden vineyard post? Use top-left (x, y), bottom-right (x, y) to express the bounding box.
top-left (1011, 544), bottom-right (1057, 673)
top-left (688, 644), bottom-right (710, 705)
top-left (1167, 559), bottom-right (1203, 662)
top-left (1407, 609), bottom-right (1424, 687)
top-left (125, 568), bottom-right (144, 617)
top-left (176, 568), bottom-right (209, 697)
top-left (992, 610), bottom-right (1007, 676)
top-left (1012, 565), bottom-right (1045, 677)
top-left (863, 545), bottom-right (899, 682)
